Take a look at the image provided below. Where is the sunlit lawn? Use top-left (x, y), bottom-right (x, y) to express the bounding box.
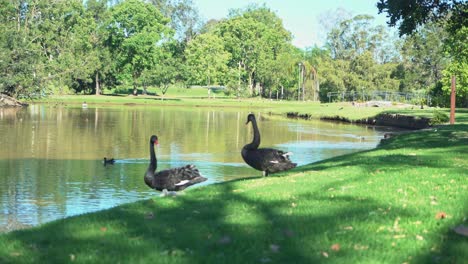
top-left (0, 123), bottom-right (466, 263)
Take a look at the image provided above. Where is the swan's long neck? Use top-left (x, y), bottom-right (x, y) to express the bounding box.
top-left (247, 117), bottom-right (261, 149)
top-left (145, 140), bottom-right (157, 183)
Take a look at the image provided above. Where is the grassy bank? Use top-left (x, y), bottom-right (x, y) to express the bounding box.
top-left (1, 124), bottom-right (466, 263)
top-left (30, 93), bottom-right (468, 124)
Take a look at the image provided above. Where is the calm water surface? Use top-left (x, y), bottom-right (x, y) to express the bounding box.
top-left (0, 105), bottom-right (398, 231)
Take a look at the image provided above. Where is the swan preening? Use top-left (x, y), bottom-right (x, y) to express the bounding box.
top-left (241, 114), bottom-right (297, 176)
top-left (144, 135), bottom-right (207, 192)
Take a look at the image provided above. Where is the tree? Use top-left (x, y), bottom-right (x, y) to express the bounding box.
top-left (215, 5), bottom-right (292, 96)
top-left (378, 0), bottom-right (467, 106)
top-left (256, 46), bottom-right (300, 100)
top-left (84, 0), bottom-right (112, 95)
top-left (106, 0), bottom-right (173, 95)
top-left (442, 61), bottom-right (468, 107)
top-left (318, 14), bottom-right (401, 102)
top-left (377, 0), bottom-right (466, 36)
top-left (150, 0), bottom-right (202, 43)
top-left (185, 33), bottom-right (230, 86)
top-left (0, 0), bottom-right (102, 98)
top-left (398, 22), bottom-right (449, 92)
top-left (0, 0), bottom-right (44, 98)
top-left (326, 14), bottom-right (395, 63)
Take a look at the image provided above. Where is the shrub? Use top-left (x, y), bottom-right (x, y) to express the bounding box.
top-left (430, 110), bottom-right (449, 125)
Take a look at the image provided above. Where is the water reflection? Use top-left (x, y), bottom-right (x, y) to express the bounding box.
top-left (0, 105), bottom-right (397, 231)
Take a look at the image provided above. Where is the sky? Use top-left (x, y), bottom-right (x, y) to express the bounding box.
top-left (192, 0), bottom-right (392, 48)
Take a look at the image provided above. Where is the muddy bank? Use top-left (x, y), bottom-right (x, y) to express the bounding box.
top-left (287, 112), bottom-right (431, 130)
top-left (366, 113), bottom-right (430, 129)
top-left (0, 94), bottom-right (28, 107)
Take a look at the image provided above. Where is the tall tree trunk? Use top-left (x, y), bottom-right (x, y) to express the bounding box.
top-left (132, 73), bottom-right (138, 96)
top-left (143, 81), bottom-right (147, 95)
top-left (249, 71), bottom-right (255, 96)
top-left (95, 72), bottom-right (100, 95)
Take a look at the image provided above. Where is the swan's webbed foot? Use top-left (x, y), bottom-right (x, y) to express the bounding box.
top-left (160, 189), bottom-right (178, 197)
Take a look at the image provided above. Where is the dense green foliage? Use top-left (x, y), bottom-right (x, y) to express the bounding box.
top-left (1, 122), bottom-right (466, 263)
top-left (378, 0), bottom-right (468, 106)
top-left (0, 0), bottom-right (465, 106)
top-left (377, 0), bottom-right (466, 36)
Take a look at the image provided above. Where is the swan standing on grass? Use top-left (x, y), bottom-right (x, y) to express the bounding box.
top-left (144, 135), bottom-right (207, 192)
top-left (241, 114), bottom-right (297, 176)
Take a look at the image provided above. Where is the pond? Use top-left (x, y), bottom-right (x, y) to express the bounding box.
top-left (0, 104), bottom-right (399, 231)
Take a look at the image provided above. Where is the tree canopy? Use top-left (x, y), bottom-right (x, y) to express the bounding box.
top-left (0, 0), bottom-right (465, 106)
top-left (378, 0), bottom-right (467, 106)
top-left (377, 0), bottom-right (466, 36)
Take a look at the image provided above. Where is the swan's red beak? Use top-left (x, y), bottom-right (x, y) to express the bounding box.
top-left (154, 140), bottom-right (159, 145)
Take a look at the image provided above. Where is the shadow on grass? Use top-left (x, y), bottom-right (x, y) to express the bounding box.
top-left (1, 178), bottom-right (416, 263)
top-left (414, 202), bottom-right (468, 264)
top-left (377, 124), bottom-right (468, 150)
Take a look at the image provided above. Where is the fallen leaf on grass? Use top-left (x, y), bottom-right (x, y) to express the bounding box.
top-left (343, 226), bottom-right (353, 230)
top-left (331, 243), bottom-right (340, 251)
top-left (435, 212), bottom-right (447, 219)
top-left (100, 227), bottom-right (107, 232)
top-left (416, 235), bottom-right (424, 241)
top-left (10, 252), bottom-right (21, 257)
top-left (322, 251), bottom-right (329, 258)
top-left (70, 254), bottom-right (76, 261)
top-left (453, 225), bottom-right (468, 237)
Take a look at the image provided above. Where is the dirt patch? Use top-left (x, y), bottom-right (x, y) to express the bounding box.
top-left (0, 94), bottom-right (28, 107)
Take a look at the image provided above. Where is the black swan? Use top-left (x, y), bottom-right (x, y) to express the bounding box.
top-left (241, 114), bottom-right (297, 176)
top-left (103, 157), bottom-right (115, 165)
top-left (145, 135), bottom-right (207, 191)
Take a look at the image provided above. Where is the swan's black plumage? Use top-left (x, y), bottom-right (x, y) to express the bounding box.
top-left (144, 135), bottom-right (207, 191)
top-left (241, 114), bottom-right (296, 176)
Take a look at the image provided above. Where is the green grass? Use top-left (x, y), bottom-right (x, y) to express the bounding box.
top-left (1, 124), bottom-right (466, 263)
